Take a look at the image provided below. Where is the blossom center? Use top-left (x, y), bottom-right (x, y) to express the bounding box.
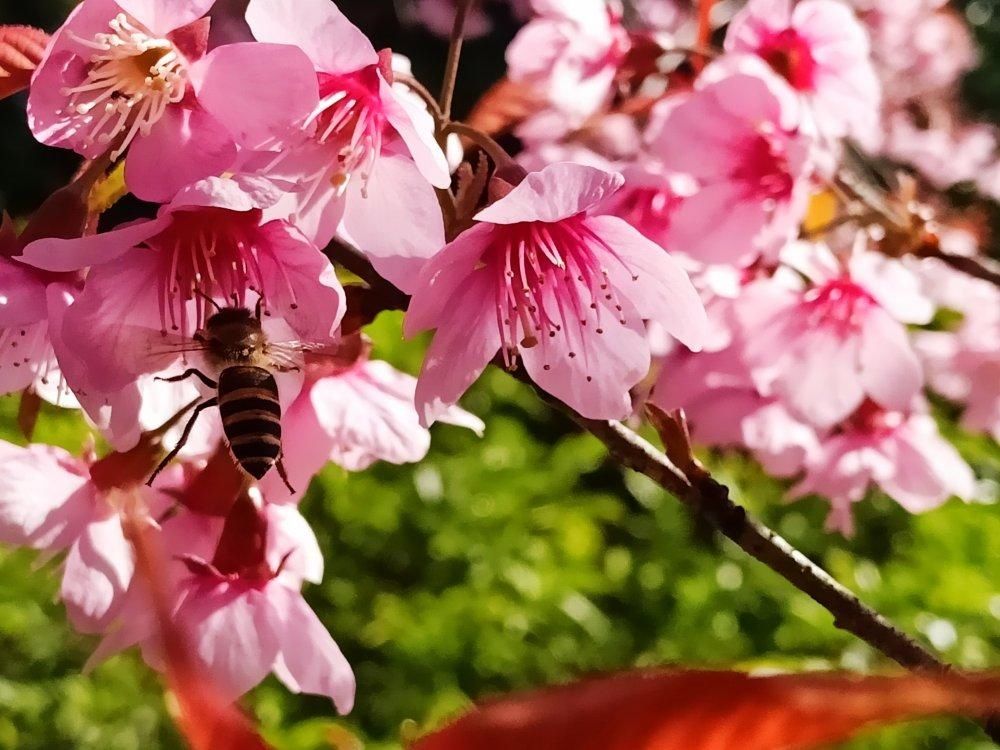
top-left (758, 28), bottom-right (817, 91)
top-left (732, 129), bottom-right (795, 206)
top-left (486, 217), bottom-right (629, 371)
top-left (61, 14), bottom-right (187, 159)
top-left (149, 209), bottom-right (283, 335)
top-left (841, 399), bottom-right (903, 437)
top-left (305, 70), bottom-right (386, 197)
top-left (800, 277), bottom-right (876, 337)
top-left (610, 186), bottom-right (681, 238)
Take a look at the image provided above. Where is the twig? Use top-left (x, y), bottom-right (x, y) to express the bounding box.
top-left (438, 0), bottom-right (477, 122)
top-left (446, 121), bottom-right (520, 172)
top-left (397, 74), bottom-right (444, 122)
top-left (694, 0), bottom-right (716, 73)
top-left (923, 248), bottom-right (1000, 289)
top-left (326, 238), bottom-right (1000, 744)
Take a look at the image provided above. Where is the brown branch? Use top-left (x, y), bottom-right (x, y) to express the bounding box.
top-left (324, 238), bottom-right (1000, 744)
top-left (923, 248), bottom-right (1000, 289)
top-left (396, 74), bottom-right (444, 122)
top-left (570, 416), bottom-right (941, 669)
top-left (438, 0), bottom-right (477, 122)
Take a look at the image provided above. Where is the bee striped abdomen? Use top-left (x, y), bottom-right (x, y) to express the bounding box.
top-left (218, 365), bottom-right (282, 479)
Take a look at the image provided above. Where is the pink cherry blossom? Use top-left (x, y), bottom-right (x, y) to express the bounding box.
top-left (649, 65), bottom-right (814, 266)
top-left (506, 0), bottom-right (630, 138)
top-left (139, 495), bottom-right (351, 709)
top-left (262, 340), bottom-right (485, 501)
top-left (601, 165), bottom-right (692, 253)
top-left (916, 261), bottom-right (1000, 442)
top-left (19, 178), bottom-right (344, 428)
top-left (725, 0), bottom-right (881, 143)
top-left (852, 0), bottom-right (976, 105)
top-left (651, 330), bottom-right (819, 476)
top-left (0, 438), bottom-right (171, 633)
top-left (406, 0), bottom-right (532, 39)
top-left (85, 460), bottom-right (311, 670)
top-left (737, 245), bottom-right (932, 430)
top-left (194, 0), bottom-right (450, 292)
top-left (28, 0), bottom-right (238, 201)
top-left (881, 109), bottom-right (998, 191)
top-left (790, 400), bottom-right (975, 535)
top-left (406, 162), bottom-right (708, 422)
top-left (0, 246), bottom-right (79, 405)
top-left (652, 346), bottom-right (763, 447)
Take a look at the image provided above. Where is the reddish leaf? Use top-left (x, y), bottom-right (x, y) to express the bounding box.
top-left (0, 26), bottom-right (49, 101)
top-left (16, 388), bottom-right (42, 441)
top-left (177, 442), bottom-right (246, 516)
top-left (125, 515), bottom-right (273, 750)
top-left (211, 491), bottom-right (268, 576)
top-left (465, 77), bottom-right (541, 139)
top-left (413, 668), bottom-right (1000, 750)
top-left (0, 212), bottom-right (17, 258)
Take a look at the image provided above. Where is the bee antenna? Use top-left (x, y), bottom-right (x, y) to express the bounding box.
top-left (193, 289), bottom-right (224, 313)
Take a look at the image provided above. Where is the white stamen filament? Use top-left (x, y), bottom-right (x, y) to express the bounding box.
top-left (60, 13), bottom-right (187, 160)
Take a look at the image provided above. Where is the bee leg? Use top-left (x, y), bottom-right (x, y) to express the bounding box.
top-left (145, 397), bottom-right (219, 486)
top-left (275, 457), bottom-right (296, 494)
top-left (155, 368), bottom-right (217, 388)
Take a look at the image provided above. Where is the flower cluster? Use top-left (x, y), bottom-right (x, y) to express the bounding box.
top-left (504, 0), bottom-right (989, 534)
top-left (1, 0), bottom-right (995, 713)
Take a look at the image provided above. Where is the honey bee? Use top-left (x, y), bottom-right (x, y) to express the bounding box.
top-left (146, 301), bottom-right (328, 490)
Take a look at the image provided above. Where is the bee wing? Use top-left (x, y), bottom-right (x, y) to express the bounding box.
top-left (262, 341), bottom-right (352, 372)
top-left (142, 329), bottom-right (211, 357)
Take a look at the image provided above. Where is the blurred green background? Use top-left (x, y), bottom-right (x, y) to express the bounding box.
top-left (1, 1), bottom-right (999, 749)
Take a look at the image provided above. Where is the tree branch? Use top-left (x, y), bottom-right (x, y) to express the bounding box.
top-left (323, 238), bottom-right (1000, 743)
top-left (923, 247), bottom-right (1000, 289)
top-left (438, 0), bottom-right (477, 122)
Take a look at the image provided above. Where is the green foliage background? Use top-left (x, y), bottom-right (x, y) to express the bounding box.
top-left (0, 1), bottom-right (999, 749)
top-left (0, 311), bottom-right (997, 749)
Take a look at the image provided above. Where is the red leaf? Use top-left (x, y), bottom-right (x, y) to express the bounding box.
top-left (413, 668), bottom-right (1000, 750)
top-left (465, 77), bottom-right (541, 139)
top-left (125, 515), bottom-right (273, 750)
top-left (0, 26), bottom-right (49, 101)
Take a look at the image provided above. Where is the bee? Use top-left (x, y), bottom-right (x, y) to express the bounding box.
top-left (146, 300), bottom-right (324, 491)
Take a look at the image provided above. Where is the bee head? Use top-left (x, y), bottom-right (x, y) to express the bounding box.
top-left (199, 306), bottom-right (265, 365)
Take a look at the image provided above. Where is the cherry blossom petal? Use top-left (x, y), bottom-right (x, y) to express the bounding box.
top-left (265, 505), bottom-right (324, 584)
top-left (245, 0), bottom-right (378, 73)
top-left (404, 224), bottom-right (493, 336)
top-left (178, 582), bottom-right (281, 700)
top-left (115, 0), bottom-right (217, 33)
top-left (61, 511), bottom-right (134, 634)
top-left (126, 105), bottom-right (238, 203)
top-left (584, 216), bottom-right (708, 351)
top-left (0, 259), bottom-right (49, 328)
top-left (784, 329), bottom-right (865, 428)
top-left (379, 77), bottom-right (450, 188)
top-left (46, 284), bottom-right (145, 451)
top-left (257, 393), bottom-right (333, 504)
top-left (519, 285), bottom-right (649, 419)
top-left (475, 163), bottom-right (624, 225)
top-left (195, 43), bottom-right (320, 150)
top-left (256, 221), bottom-right (345, 340)
top-left (0, 442), bottom-right (94, 550)
top-left (666, 183), bottom-right (766, 266)
top-left (339, 151), bottom-right (447, 294)
top-left (60, 250), bottom-right (170, 392)
top-left (270, 583), bottom-right (355, 713)
top-left (858, 308), bottom-right (923, 413)
top-left (414, 271), bottom-right (500, 426)
top-left (19, 216), bottom-right (171, 273)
